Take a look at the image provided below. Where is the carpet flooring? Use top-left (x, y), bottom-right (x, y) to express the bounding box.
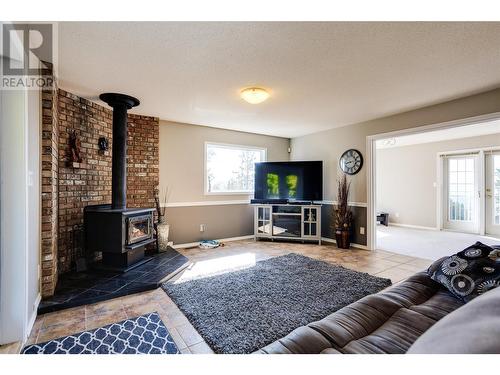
top-left (377, 225), bottom-right (500, 260)
top-left (162, 253), bottom-right (391, 354)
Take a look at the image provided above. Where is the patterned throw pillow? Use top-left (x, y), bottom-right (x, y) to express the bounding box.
top-left (428, 242), bottom-right (500, 302)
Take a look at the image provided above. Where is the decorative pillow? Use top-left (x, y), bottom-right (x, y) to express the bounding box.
top-left (428, 242), bottom-right (500, 302)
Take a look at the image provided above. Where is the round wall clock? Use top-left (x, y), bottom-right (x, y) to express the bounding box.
top-left (339, 149), bottom-right (363, 175)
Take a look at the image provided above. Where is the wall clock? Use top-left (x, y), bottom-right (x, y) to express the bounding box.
top-left (339, 149), bottom-right (363, 175)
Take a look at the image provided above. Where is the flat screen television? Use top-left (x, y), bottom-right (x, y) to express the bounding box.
top-left (254, 161), bottom-right (323, 201)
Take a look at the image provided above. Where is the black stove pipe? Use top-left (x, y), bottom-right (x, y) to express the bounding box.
top-left (99, 93), bottom-right (140, 210)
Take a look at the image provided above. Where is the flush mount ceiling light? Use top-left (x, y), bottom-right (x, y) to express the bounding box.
top-left (240, 87), bottom-right (270, 104)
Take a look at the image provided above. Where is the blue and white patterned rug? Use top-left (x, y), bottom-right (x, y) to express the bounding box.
top-left (23, 312), bottom-right (179, 354)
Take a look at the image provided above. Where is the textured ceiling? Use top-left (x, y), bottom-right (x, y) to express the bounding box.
top-left (58, 22), bottom-right (500, 138)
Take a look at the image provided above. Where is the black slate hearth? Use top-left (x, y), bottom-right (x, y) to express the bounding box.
top-left (39, 247), bottom-right (189, 314)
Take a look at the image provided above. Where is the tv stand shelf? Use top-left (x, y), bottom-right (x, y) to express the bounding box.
top-left (252, 203), bottom-right (322, 244)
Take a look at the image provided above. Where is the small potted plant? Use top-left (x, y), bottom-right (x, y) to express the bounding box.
top-left (154, 186), bottom-right (170, 252)
top-left (333, 173), bottom-right (352, 249)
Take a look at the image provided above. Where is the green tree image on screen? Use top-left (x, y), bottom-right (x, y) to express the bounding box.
top-left (267, 173), bottom-right (279, 197)
top-left (286, 174), bottom-right (298, 197)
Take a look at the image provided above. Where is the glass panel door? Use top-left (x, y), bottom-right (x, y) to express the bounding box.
top-left (486, 153), bottom-right (500, 236)
top-left (443, 155), bottom-right (479, 233)
top-left (257, 206), bottom-right (272, 235)
top-left (302, 207), bottom-right (319, 237)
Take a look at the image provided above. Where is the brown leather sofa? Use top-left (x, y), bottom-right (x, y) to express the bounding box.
top-left (256, 271), bottom-right (465, 354)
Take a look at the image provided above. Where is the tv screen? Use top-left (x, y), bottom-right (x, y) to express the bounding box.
top-left (254, 161), bottom-right (323, 201)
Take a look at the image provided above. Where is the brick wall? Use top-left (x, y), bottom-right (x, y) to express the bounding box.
top-left (127, 114), bottom-right (159, 209)
top-left (40, 86), bottom-right (59, 298)
top-left (57, 90), bottom-right (113, 273)
top-left (54, 89), bottom-right (159, 276)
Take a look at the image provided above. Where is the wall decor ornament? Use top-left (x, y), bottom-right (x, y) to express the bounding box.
top-left (68, 130), bottom-right (83, 163)
top-left (339, 149), bottom-right (363, 175)
top-left (98, 136), bottom-right (109, 151)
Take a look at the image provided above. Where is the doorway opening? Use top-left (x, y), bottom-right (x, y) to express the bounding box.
top-left (367, 114), bottom-right (500, 260)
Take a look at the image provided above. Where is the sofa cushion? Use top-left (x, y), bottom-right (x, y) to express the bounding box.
top-left (257, 272), bottom-right (464, 354)
top-left (255, 326), bottom-right (333, 354)
top-left (408, 286), bottom-right (500, 353)
top-left (428, 242), bottom-right (500, 302)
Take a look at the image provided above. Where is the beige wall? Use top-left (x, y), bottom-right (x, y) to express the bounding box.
top-left (165, 204), bottom-right (254, 244)
top-left (377, 133), bottom-right (500, 228)
top-left (159, 120), bottom-right (290, 203)
top-left (159, 120), bottom-right (289, 244)
top-left (291, 88), bottom-right (500, 203)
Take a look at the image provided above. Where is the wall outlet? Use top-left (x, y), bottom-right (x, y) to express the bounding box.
top-left (359, 226), bottom-right (365, 235)
top-left (395, 212), bottom-right (400, 218)
top-left (200, 224), bottom-right (206, 232)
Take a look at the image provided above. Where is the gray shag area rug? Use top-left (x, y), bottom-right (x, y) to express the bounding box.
top-left (162, 253), bottom-right (391, 354)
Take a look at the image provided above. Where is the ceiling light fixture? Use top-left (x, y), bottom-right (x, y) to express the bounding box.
top-left (240, 87), bottom-right (270, 104)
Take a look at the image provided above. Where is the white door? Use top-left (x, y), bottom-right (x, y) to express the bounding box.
top-left (443, 155), bottom-right (480, 233)
top-left (485, 153), bottom-right (500, 237)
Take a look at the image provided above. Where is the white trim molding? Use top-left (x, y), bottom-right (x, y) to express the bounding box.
top-left (163, 200), bottom-right (368, 208)
top-left (163, 200), bottom-right (250, 208)
top-left (316, 200), bottom-right (367, 208)
top-left (388, 223), bottom-right (439, 231)
top-left (173, 235), bottom-right (255, 249)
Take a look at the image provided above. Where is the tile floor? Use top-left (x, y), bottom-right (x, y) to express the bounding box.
top-left (7, 240), bottom-right (433, 354)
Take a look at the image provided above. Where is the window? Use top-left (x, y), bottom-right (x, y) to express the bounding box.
top-left (205, 143), bottom-right (266, 194)
top-left (448, 157), bottom-right (475, 222)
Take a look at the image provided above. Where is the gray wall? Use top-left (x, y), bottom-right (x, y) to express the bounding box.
top-left (322, 204), bottom-right (367, 245)
top-left (159, 120), bottom-right (290, 244)
top-left (291, 88), bottom-right (500, 245)
top-left (165, 204), bottom-right (254, 244)
top-left (377, 133), bottom-right (500, 228)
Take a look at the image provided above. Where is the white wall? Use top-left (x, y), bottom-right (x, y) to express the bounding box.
top-left (0, 24), bottom-right (41, 345)
top-left (377, 133), bottom-right (500, 228)
top-left (27, 87), bottom-right (41, 331)
top-left (0, 89), bottom-right (29, 344)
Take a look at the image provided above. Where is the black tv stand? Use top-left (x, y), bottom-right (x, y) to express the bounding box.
top-left (250, 199), bottom-right (289, 204)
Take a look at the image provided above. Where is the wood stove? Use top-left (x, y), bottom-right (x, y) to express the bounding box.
top-left (84, 93), bottom-right (156, 272)
top-left (84, 205), bottom-right (155, 271)
top-left (127, 214), bottom-right (153, 245)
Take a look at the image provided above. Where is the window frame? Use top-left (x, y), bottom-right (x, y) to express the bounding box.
top-left (204, 141), bottom-right (267, 195)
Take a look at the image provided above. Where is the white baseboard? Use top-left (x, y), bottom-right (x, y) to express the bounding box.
top-left (174, 234), bottom-right (369, 251)
top-left (173, 235), bottom-right (255, 249)
top-left (388, 223), bottom-right (438, 231)
top-left (321, 237), bottom-right (369, 250)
